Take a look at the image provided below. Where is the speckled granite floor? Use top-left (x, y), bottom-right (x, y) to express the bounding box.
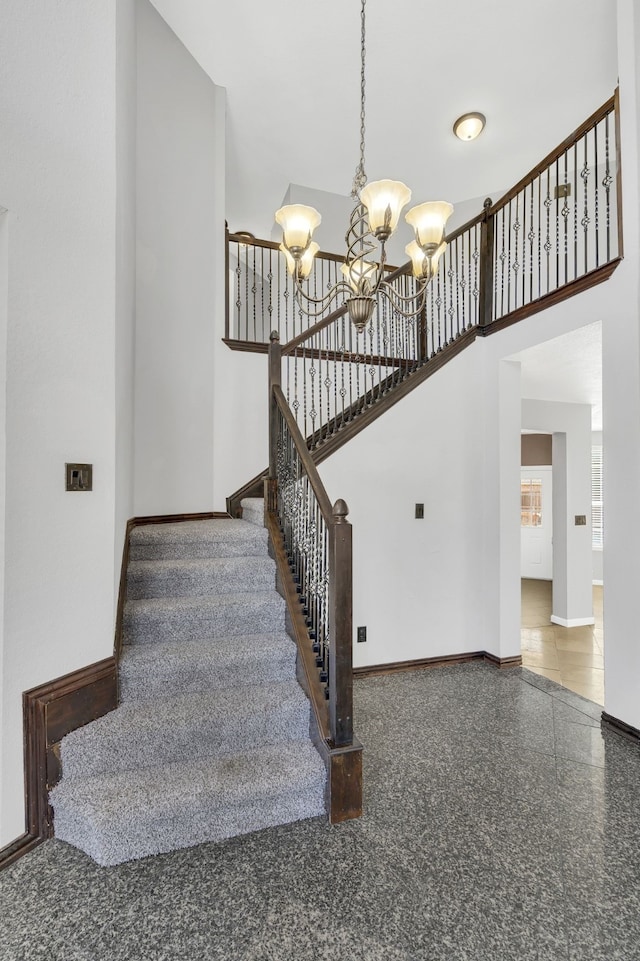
top-left (2, 662), bottom-right (640, 961)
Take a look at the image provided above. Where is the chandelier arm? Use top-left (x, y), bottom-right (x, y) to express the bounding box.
top-left (292, 278), bottom-right (353, 319)
top-left (377, 280), bottom-right (428, 319)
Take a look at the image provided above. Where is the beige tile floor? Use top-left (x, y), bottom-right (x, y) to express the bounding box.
top-left (521, 578), bottom-right (604, 705)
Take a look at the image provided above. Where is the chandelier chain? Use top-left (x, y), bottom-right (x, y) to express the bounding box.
top-left (351, 0), bottom-right (367, 199)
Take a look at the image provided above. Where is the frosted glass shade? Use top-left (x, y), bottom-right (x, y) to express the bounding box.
top-left (453, 112), bottom-right (486, 141)
top-left (341, 258), bottom-right (377, 293)
top-left (280, 242), bottom-right (319, 280)
top-left (275, 204), bottom-right (321, 253)
top-left (405, 201), bottom-right (454, 249)
top-left (406, 240), bottom-right (446, 280)
top-left (360, 180), bottom-right (411, 240)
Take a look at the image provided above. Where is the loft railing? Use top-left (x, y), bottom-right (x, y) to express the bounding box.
top-left (279, 213), bottom-right (482, 449)
top-left (226, 92), bottom-right (621, 459)
top-left (226, 91), bottom-right (621, 351)
top-left (266, 331), bottom-right (355, 760)
top-left (483, 91), bottom-right (622, 329)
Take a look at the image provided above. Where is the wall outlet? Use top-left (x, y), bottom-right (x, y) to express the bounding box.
top-left (415, 503), bottom-right (424, 519)
top-left (555, 183), bottom-right (572, 199)
top-left (66, 463), bottom-right (93, 491)
top-left (357, 626), bottom-right (367, 643)
top-left (575, 515), bottom-right (587, 526)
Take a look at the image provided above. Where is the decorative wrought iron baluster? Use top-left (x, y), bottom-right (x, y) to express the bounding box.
top-left (234, 243), bottom-right (242, 340)
top-left (545, 168), bottom-right (552, 294)
top-left (472, 224), bottom-right (480, 327)
top-left (528, 180), bottom-right (535, 304)
top-left (507, 201), bottom-right (513, 313)
top-left (604, 111), bottom-right (612, 262)
top-left (537, 174), bottom-right (542, 300)
top-left (434, 269), bottom-right (441, 351)
top-left (573, 142), bottom-right (579, 281)
top-left (581, 131), bottom-right (591, 275)
top-left (447, 249), bottom-right (455, 344)
top-left (594, 121), bottom-right (600, 268)
top-left (499, 207), bottom-right (506, 319)
top-left (562, 151), bottom-right (570, 286)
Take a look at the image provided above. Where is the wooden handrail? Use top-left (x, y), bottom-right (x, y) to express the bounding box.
top-left (268, 333), bottom-right (353, 748)
top-left (272, 384), bottom-right (334, 521)
top-left (228, 229), bottom-right (401, 271)
top-left (489, 93), bottom-right (616, 216)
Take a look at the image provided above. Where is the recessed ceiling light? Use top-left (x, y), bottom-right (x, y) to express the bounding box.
top-left (453, 112), bottom-right (486, 142)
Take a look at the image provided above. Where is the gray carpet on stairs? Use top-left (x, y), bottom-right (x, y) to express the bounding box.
top-left (50, 501), bottom-right (325, 866)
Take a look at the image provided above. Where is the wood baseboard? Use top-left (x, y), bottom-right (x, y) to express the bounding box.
top-left (601, 711), bottom-right (640, 744)
top-left (354, 651), bottom-right (522, 678)
top-left (22, 658), bottom-right (118, 845)
top-left (0, 832), bottom-right (42, 870)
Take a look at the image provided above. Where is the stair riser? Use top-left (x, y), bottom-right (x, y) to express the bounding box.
top-left (130, 540), bottom-right (268, 561)
top-left (52, 787), bottom-right (325, 867)
top-left (126, 563), bottom-right (275, 599)
top-left (118, 651), bottom-right (296, 701)
top-left (61, 702), bottom-right (311, 779)
top-left (124, 600), bottom-right (285, 644)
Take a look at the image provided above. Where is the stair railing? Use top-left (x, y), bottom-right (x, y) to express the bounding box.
top-left (267, 332), bottom-right (353, 750)
top-left (279, 211), bottom-right (484, 451)
top-left (481, 90), bottom-right (622, 333)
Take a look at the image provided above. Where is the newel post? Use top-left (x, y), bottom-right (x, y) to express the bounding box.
top-left (329, 498), bottom-right (353, 747)
top-left (479, 197), bottom-right (494, 330)
top-left (266, 331), bottom-right (282, 516)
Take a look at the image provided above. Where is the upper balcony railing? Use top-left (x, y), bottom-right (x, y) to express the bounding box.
top-left (226, 91), bottom-right (621, 357)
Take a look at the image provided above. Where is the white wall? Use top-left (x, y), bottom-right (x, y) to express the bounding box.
top-left (0, 0), bottom-right (122, 845)
top-left (600, 0), bottom-right (640, 729)
top-left (134, 0), bottom-right (222, 516)
top-left (592, 429), bottom-right (603, 584)
top-left (522, 400), bottom-right (594, 625)
top-left (0, 209), bottom-right (8, 836)
top-left (115, 0), bottom-right (137, 593)
top-left (319, 346), bottom-right (487, 668)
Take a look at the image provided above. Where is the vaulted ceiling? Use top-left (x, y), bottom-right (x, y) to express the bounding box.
top-left (150, 0), bottom-right (618, 237)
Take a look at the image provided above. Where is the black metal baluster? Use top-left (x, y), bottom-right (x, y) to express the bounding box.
top-left (594, 120), bottom-right (600, 269)
top-left (582, 129), bottom-right (590, 275)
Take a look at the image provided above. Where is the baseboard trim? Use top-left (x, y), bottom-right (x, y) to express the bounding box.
top-left (0, 832), bottom-right (42, 870)
top-left (550, 615), bottom-right (595, 628)
top-left (483, 652), bottom-right (524, 670)
top-left (16, 657), bottom-right (118, 865)
top-left (131, 511), bottom-right (229, 526)
top-left (353, 651), bottom-right (522, 678)
top-left (601, 711), bottom-right (640, 743)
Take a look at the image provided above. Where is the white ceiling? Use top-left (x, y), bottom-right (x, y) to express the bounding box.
top-left (509, 321), bottom-right (603, 430)
top-left (150, 0), bottom-right (619, 237)
top-left (148, 0), bottom-right (612, 427)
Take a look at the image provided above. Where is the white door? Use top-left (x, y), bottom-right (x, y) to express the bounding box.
top-left (520, 467), bottom-right (553, 579)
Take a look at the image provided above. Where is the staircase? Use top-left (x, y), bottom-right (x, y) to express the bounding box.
top-left (50, 506), bottom-right (325, 866)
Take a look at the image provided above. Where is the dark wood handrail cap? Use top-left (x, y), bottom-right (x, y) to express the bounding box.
top-left (270, 330), bottom-right (280, 343)
top-left (333, 498), bottom-right (350, 521)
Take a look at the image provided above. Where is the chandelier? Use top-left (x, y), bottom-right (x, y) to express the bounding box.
top-left (274, 0), bottom-right (453, 333)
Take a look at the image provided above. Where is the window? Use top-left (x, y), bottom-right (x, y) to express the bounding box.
top-left (592, 445), bottom-right (603, 550)
top-left (521, 478), bottom-right (543, 527)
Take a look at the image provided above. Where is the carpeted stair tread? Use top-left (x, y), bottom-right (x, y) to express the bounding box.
top-left (51, 514), bottom-right (326, 865)
top-left (126, 555), bottom-right (276, 599)
top-left (240, 497), bottom-right (265, 529)
top-left (60, 680), bottom-right (311, 779)
top-left (50, 741), bottom-right (325, 866)
top-left (119, 633), bottom-right (297, 700)
top-left (130, 519), bottom-right (268, 560)
top-left (123, 591), bottom-right (285, 643)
